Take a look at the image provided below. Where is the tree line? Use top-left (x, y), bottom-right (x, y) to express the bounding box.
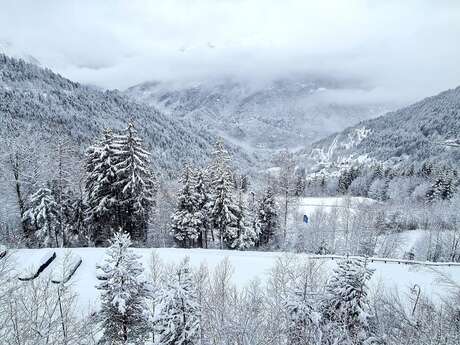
top-left (7, 123), bottom-right (282, 251)
top-left (171, 140), bottom-right (279, 250)
top-left (306, 161), bottom-right (459, 204)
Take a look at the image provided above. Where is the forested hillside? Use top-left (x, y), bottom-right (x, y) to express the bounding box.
top-left (305, 86), bottom-right (460, 170)
top-left (0, 54), bottom-right (252, 173)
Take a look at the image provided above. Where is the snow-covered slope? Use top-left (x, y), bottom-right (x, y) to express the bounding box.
top-left (125, 77), bottom-right (391, 154)
top-left (296, 196), bottom-right (377, 220)
top-left (0, 54), bottom-right (253, 173)
top-left (9, 248), bottom-right (460, 313)
top-left (302, 86), bottom-right (460, 172)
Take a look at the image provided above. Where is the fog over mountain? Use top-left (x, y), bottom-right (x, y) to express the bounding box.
top-left (125, 76), bottom-right (392, 151)
top-left (2, 1), bottom-right (460, 155)
top-left (1, 0), bottom-right (459, 107)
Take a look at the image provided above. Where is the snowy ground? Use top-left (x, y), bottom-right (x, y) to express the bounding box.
top-left (296, 196), bottom-right (377, 221)
top-left (375, 229), bottom-right (426, 258)
top-left (6, 247), bottom-right (460, 313)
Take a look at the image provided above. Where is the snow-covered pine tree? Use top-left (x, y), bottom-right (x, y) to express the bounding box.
top-left (285, 285), bottom-right (322, 345)
top-left (96, 232), bottom-right (151, 344)
top-left (70, 192), bottom-right (88, 245)
top-left (240, 174), bottom-right (249, 193)
top-left (257, 186), bottom-right (278, 247)
top-left (84, 128), bottom-right (119, 245)
top-left (210, 171), bottom-right (239, 249)
top-left (192, 168), bottom-right (212, 248)
top-left (209, 139), bottom-right (232, 186)
top-left (227, 187), bottom-right (256, 250)
top-left (420, 161), bottom-right (434, 179)
top-left (338, 167), bottom-right (360, 195)
top-left (113, 123), bottom-right (157, 243)
top-left (171, 165), bottom-right (201, 248)
top-left (154, 257), bottom-right (201, 345)
top-left (50, 137), bottom-right (75, 247)
top-left (322, 258), bottom-right (375, 344)
top-left (294, 167), bottom-right (306, 197)
top-left (209, 139), bottom-right (239, 249)
top-left (368, 178), bottom-right (388, 202)
top-left (60, 189), bottom-right (86, 246)
top-left (247, 191), bottom-right (261, 246)
top-left (22, 187), bottom-right (59, 247)
top-left (426, 166), bottom-right (456, 202)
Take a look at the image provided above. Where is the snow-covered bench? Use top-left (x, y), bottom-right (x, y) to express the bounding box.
top-left (51, 252), bottom-right (82, 284)
top-left (18, 250), bottom-right (56, 281)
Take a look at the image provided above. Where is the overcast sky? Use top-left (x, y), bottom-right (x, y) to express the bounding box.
top-left (1, 0), bottom-right (460, 103)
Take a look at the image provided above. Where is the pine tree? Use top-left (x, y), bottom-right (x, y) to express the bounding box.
top-left (96, 232), bottom-right (151, 344)
top-left (322, 258), bottom-right (375, 344)
top-left (50, 137), bottom-right (75, 247)
top-left (154, 258), bottom-right (201, 345)
top-left (286, 287), bottom-right (322, 345)
top-left (113, 123), bottom-right (157, 243)
top-left (338, 167), bottom-right (360, 195)
top-left (23, 187), bottom-right (60, 247)
top-left (193, 168), bottom-right (212, 248)
top-left (171, 166), bottom-right (201, 248)
top-left (294, 168), bottom-right (306, 197)
top-left (70, 193), bottom-right (88, 245)
top-left (209, 139), bottom-right (238, 249)
top-left (226, 190), bottom-right (256, 250)
top-left (211, 171), bottom-right (239, 249)
top-left (60, 189), bottom-right (86, 246)
top-left (84, 128), bottom-right (119, 245)
top-left (368, 178), bottom-right (388, 201)
top-left (209, 139), bottom-right (232, 185)
top-left (338, 169), bottom-right (350, 195)
top-left (240, 174), bottom-right (249, 193)
top-left (369, 164), bottom-right (384, 182)
top-left (426, 167), bottom-right (456, 202)
top-left (257, 186), bottom-right (278, 247)
top-left (247, 191), bottom-right (261, 246)
top-left (420, 161), bottom-right (434, 179)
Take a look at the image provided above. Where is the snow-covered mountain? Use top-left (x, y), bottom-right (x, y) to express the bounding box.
top-left (302, 86), bottom-right (460, 172)
top-left (0, 55), bottom-right (253, 174)
top-left (125, 77), bottom-right (393, 154)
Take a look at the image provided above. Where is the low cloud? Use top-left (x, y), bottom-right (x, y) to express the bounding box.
top-left (1, 0), bottom-right (460, 103)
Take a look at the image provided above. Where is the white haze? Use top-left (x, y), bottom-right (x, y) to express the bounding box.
top-left (1, 0), bottom-right (460, 104)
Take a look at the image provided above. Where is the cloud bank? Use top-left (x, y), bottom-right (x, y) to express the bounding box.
top-left (1, 0), bottom-right (460, 103)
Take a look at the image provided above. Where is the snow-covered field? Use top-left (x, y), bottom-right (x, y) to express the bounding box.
top-left (375, 229), bottom-right (427, 258)
top-left (296, 196), bottom-right (377, 220)
top-left (7, 247), bottom-right (460, 313)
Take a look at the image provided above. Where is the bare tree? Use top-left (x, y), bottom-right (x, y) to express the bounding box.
top-left (273, 150), bottom-right (296, 245)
